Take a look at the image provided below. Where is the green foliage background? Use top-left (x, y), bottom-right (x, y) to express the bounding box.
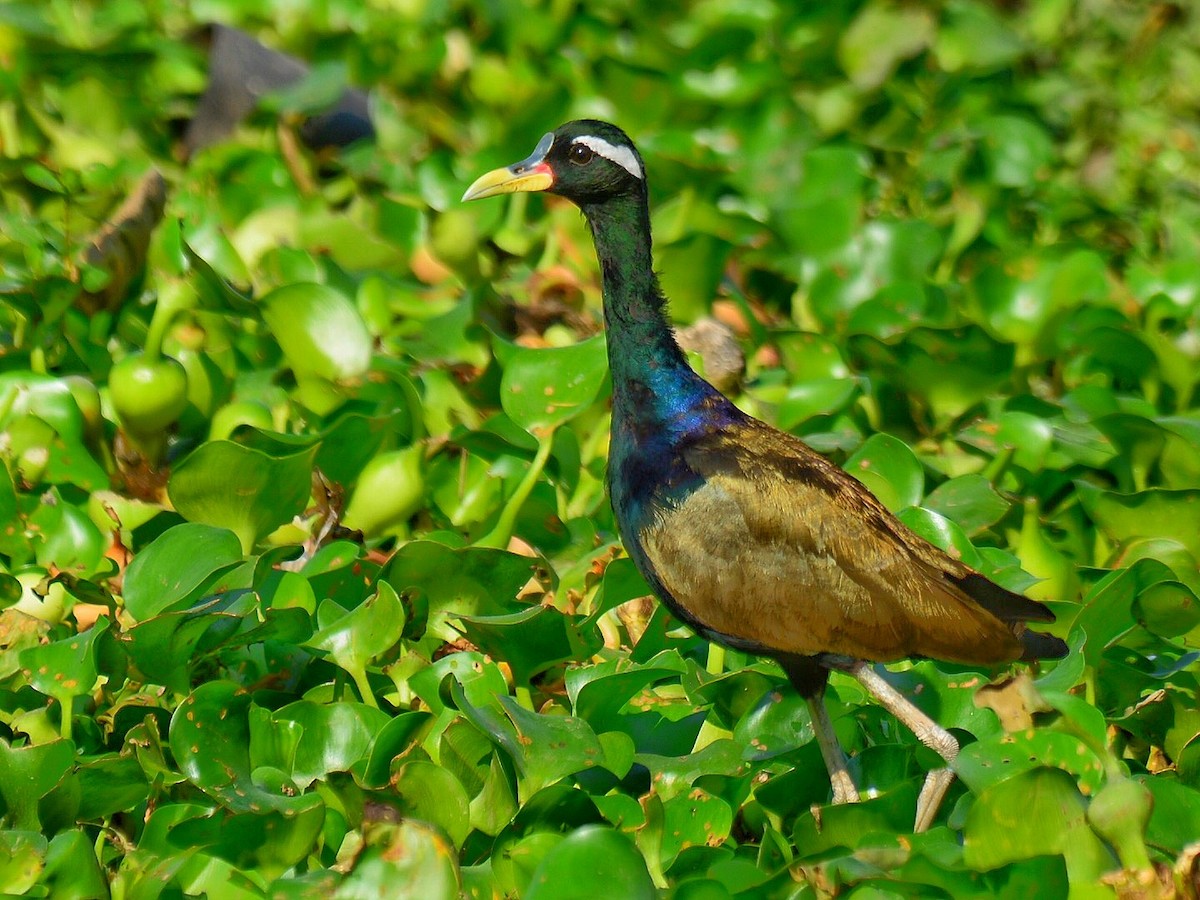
top-left (1, 0), bottom-right (1199, 896)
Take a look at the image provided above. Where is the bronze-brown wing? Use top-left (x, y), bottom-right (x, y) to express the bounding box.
top-left (638, 422), bottom-right (1028, 665)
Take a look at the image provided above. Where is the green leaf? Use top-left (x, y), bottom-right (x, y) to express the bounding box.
top-left (381, 542), bottom-right (538, 642)
top-left (844, 433), bottom-right (924, 511)
top-left (956, 730), bottom-right (1106, 797)
top-left (838, 1), bottom-right (934, 90)
top-left (308, 581), bottom-right (407, 705)
top-left (20, 616), bottom-right (110, 714)
top-left (498, 335), bottom-right (609, 434)
top-left (121, 523), bottom-right (245, 620)
top-left (0, 831), bottom-right (46, 894)
top-left (963, 767), bottom-right (1113, 882)
top-left (524, 825), bottom-right (655, 900)
top-left (272, 699), bottom-right (391, 788)
top-left (0, 740), bottom-right (76, 831)
top-left (335, 821), bottom-right (460, 899)
top-left (924, 474), bottom-right (1011, 535)
top-left (457, 605), bottom-right (601, 685)
top-left (260, 282), bottom-right (373, 413)
top-left (391, 759), bottom-right (472, 848)
top-left (733, 689), bottom-right (813, 761)
top-left (168, 440), bottom-right (316, 553)
top-left (41, 829), bottom-right (109, 898)
top-left (169, 681), bottom-right (323, 817)
top-left (976, 115), bottom-right (1055, 189)
top-left (1077, 482), bottom-right (1200, 559)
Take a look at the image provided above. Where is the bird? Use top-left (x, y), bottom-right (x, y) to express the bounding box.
top-left (463, 120), bottom-right (1069, 832)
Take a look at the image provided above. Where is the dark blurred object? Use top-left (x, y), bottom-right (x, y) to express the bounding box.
top-left (80, 168), bottom-right (167, 314)
top-left (183, 24), bottom-right (374, 158)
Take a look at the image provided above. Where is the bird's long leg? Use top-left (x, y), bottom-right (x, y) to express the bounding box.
top-left (806, 694), bottom-right (860, 805)
top-left (841, 661), bottom-right (960, 832)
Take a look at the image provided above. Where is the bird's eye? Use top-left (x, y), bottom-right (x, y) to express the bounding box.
top-left (568, 143), bottom-right (595, 165)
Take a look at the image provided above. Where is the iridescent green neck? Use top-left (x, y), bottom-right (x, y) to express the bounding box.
top-left (580, 193), bottom-right (688, 385)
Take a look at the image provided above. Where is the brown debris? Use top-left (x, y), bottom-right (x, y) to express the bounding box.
top-left (79, 168), bottom-right (167, 314)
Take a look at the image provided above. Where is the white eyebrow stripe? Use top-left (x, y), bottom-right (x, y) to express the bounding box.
top-left (574, 135), bottom-right (643, 180)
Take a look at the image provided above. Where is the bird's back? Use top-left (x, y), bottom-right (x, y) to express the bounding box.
top-left (611, 400), bottom-right (1064, 667)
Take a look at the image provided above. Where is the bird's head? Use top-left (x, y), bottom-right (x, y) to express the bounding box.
top-left (462, 120), bottom-right (646, 207)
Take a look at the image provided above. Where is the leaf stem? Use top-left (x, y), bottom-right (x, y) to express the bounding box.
top-left (350, 666), bottom-right (379, 709)
top-left (59, 695), bottom-right (73, 741)
top-left (143, 279), bottom-right (195, 361)
top-left (477, 429), bottom-right (555, 549)
top-left (705, 642), bottom-right (726, 677)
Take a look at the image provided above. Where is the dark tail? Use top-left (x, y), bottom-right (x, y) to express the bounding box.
top-left (1017, 626), bottom-right (1069, 661)
top-left (949, 572), bottom-right (1068, 661)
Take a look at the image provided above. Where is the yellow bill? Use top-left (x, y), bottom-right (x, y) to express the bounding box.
top-left (462, 132), bottom-right (555, 202)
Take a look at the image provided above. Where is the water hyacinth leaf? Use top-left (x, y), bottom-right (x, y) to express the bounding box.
top-left (897, 507), bottom-right (983, 569)
top-left (20, 616), bottom-right (110, 712)
top-left (469, 751), bottom-right (520, 835)
top-left (659, 788), bottom-right (734, 870)
top-left (168, 440), bottom-right (316, 554)
top-left (492, 831), bottom-right (564, 899)
top-left (121, 523), bottom-right (245, 621)
top-left (124, 597), bottom-right (309, 695)
top-left (1067, 562), bottom-right (1169, 667)
top-left (381, 542), bottom-right (538, 641)
top-left (955, 730), bottom-right (1106, 796)
top-left (962, 767), bottom-right (1113, 882)
top-left (976, 114), bottom-right (1056, 189)
top-left (342, 445), bottom-right (426, 538)
top-left (0, 834), bottom-right (44, 894)
top-left (248, 705), bottom-right (303, 777)
top-left (524, 825), bottom-right (656, 900)
top-left (844, 433), bottom-right (924, 512)
top-left (168, 681), bottom-right (321, 816)
top-left (499, 335), bottom-right (608, 433)
top-left (775, 146), bottom-right (864, 257)
top-left (838, 1), bottom-right (933, 90)
top-left (182, 237), bottom-right (258, 316)
top-left (1076, 482), bottom-right (1200, 558)
top-left (846, 281), bottom-right (937, 339)
top-left (806, 221), bottom-right (943, 326)
top-left (391, 759), bottom-right (472, 849)
top-left (271, 700), bottom-right (391, 788)
top-left (656, 234), bottom-right (729, 323)
top-left (408, 652), bottom-right (510, 720)
top-left (1133, 580), bottom-right (1200, 639)
top-left (1141, 775), bottom-right (1200, 854)
top-left (852, 326), bottom-right (1014, 421)
top-left (456, 605), bottom-right (601, 685)
top-left (334, 820), bottom-right (460, 900)
top-left (307, 581), bottom-right (407, 704)
top-left (260, 282), bottom-right (372, 382)
top-left (260, 282), bottom-right (373, 413)
top-left (734, 689), bottom-right (814, 761)
top-left (568, 655), bottom-right (703, 758)
top-left (40, 829), bottom-right (109, 898)
top-left (936, 0), bottom-right (1024, 72)
top-left (791, 783), bottom-right (918, 860)
top-left (361, 711), bottom-right (434, 789)
top-left (31, 499), bottom-right (106, 576)
top-left (0, 740), bottom-right (76, 832)
top-left (636, 740), bottom-right (749, 801)
top-left (453, 683), bottom-right (605, 798)
top-left (776, 378), bottom-right (860, 430)
top-left (315, 402), bottom-right (417, 488)
top-left (167, 801), bottom-right (326, 877)
top-left (924, 474), bottom-right (1010, 535)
